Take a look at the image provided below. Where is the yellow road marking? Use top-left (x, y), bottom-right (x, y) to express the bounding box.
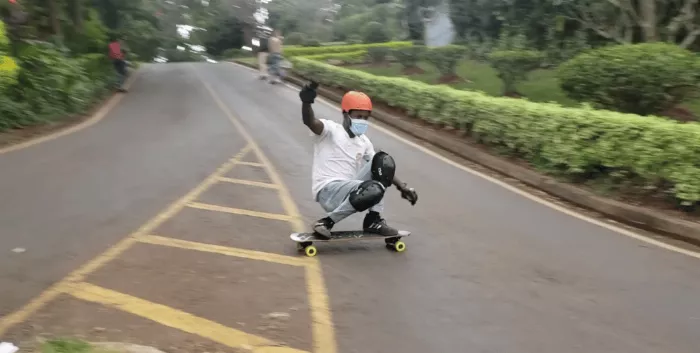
top-left (217, 176), bottom-right (280, 189)
top-left (187, 202), bottom-right (294, 222)
top-left (66, 282), bottom-right (309, 353)
top-left (0, 69), bottom-right (141, 155)
top-left (236, 161), bottom-right (265, 167)
top-left (0, 144), bottom-right (252, 335)
top-left (139, 235), bottom-right (308, 267)
top-left (228, 61), bottom-right (700, 261)
top-left (193, 66), bottom-right (338, 353)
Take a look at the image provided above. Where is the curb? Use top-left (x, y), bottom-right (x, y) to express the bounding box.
top-left (232, 59), bottom-right (700, 245)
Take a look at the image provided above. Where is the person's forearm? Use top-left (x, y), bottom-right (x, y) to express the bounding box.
top-left (392, 176), bottom-right (406, 189)
top-left (302, 102), bottom-right (315, 126)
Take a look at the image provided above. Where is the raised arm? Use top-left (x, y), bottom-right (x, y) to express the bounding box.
top-left (299, 81), bottom-right (324, 135)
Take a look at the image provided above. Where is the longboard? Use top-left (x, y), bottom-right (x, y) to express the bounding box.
top-left (290, 230), bottom-right (411, 257)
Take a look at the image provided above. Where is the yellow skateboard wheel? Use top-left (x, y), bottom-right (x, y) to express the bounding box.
top-left (393, 241), bottom-right (406, 252)
top-left (304, 245), bottom-right (318, 257)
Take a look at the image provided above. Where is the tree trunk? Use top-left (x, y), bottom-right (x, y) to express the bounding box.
top-left (639, 0), bottom-right (657, 41)
top-left (48, 0), bottom-right (61, 36)
top-left (73, 0), bottom-right (84, 34)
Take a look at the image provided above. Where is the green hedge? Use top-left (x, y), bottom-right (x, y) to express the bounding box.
top-left (290, 57), bottom-right (700, 204)
top-left (302, 50), bottom-right (368, 64)
top-left (284, 41), bottom-right (411, 58)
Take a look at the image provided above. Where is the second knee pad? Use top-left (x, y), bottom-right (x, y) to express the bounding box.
top-left (349, 180), bottom-right (385, 211)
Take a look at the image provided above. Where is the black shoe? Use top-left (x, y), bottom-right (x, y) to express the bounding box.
top-left (313, 217), bottom-right (335, 239)
top-left (363, 212), bottom-right (398, 236)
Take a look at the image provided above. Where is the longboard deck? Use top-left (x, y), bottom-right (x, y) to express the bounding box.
top-left (290, 230), bottom-right (410, 243)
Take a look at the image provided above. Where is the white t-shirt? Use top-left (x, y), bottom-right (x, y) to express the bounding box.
top-left (311, 119), bottom-right (375, 198)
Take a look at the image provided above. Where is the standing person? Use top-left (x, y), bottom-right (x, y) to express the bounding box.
top-left (267, 29), bottom-right (284, 84)
top-left (108, 35), bottom-right (127, 93)
top-left (298, 81), bottom-right (419, 239)
top-left (257, 34), bottom-right (269, 80)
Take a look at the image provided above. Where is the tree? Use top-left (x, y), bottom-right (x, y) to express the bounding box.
top-left (203, 15), bottom-right (245, 57)
top-left (558, 0), bottom-right (700, 48)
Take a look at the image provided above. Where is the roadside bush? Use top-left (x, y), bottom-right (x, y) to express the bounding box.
top-left (302, 38), bottom-right (322, 47)
top-left (0, 20), bottom-right (9, 52)
top-left (303, 50), bottom-right (367, 65)
top-left (393, 45), bottom-right (426, 69)
top-left (283, 41), bottom-right (412, 58)
top-left (285, 32), bottom-right (305, 45)
top-left (64, 9), bottom-right (109, 54)
top-left (363, 22), bottom-right (391, 43)
top-left (0, 55), bottom-right (19, 89)
top-left (14, 44), bottom-right (92, 115)
top-left (367, 46), bottom-right (390, 64)
top-left (222, 48), bottom-right (250, 58)
top-left (558, 43), bottom-right (700, 116)
top-left (290, 57), bottom-right (700, 205)
top-left (424, 45), bottom-right (467, 79)
top-left (488, 50), bottom-right (545, 96)
top-left (0, 95), bottom-right (37, 131)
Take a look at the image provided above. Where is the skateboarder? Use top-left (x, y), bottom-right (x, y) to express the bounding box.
top-left (299, 82), bottom-right (418, 239)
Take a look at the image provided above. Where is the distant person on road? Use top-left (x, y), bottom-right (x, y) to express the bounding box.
top-left (298, 81), bottom-right (419, 239)
top-left (108, 35), bottom-right (127, 93)
top-left (267, 29), bottom-right (284, 84)
top-left (257, 35), bottom-right (269, 80)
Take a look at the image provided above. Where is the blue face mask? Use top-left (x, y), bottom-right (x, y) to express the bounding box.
top-left (349, 119), bottom-right (369, 136)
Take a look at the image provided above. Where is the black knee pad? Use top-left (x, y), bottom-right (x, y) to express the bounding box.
top-left (349, 180), bottom-right (386, 212)
top-left (371, 151), bottom-right (396, 187)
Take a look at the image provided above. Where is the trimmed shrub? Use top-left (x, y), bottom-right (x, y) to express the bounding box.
top-left (363, 21), bottom-right (391, 43)
top-left (424, 45), bottom-right (467, 78)
top-left (302, 38), bottom-right (322, 47)
top-left (286, 32), bottom-right (305, 45)
top-left (558, 43), bottom-right (700, 116)
top-left (393, 45), bottom-right (426, 69)
top-left (367, 46), bottom-right (390, 64)
top-left (347, 34), bottom-right (363, 45)
top-left (303, 50), bottom-right (367, 64)
top-left (290, 57), bottom-right (700, 205)
top-left (488, 50), bottom-right (545, 96)
top-left (283, 41), bottom-right (412, 58)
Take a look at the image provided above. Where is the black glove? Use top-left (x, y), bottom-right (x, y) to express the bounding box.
top-left (399, 183), bottom-right (418, 206)
top-left (299, 81), bottom-right (318, 104)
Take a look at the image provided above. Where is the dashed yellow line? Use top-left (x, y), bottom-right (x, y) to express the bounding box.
top-left (187, 202), bottom-right (294, 222)
top-left (139, 235), bottom-right (308, 267)
top-left (217, 176), bottom-right (280, 189)
top-left (66, 282), bottom-right (309, 353)
top-left (0, 144), bottom-right (252, 335)
top-left (193, 66), bottom-right (337, 353)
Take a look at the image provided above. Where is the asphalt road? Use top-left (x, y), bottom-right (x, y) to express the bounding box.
top-left (2, 62), bottom-right (700, 353)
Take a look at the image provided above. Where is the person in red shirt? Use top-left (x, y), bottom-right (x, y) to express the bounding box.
top-left (108, 35), bottom-right (127, 92)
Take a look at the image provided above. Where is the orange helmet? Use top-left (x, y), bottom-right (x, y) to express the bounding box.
top-left (341, 91), bottom-right (372, 113)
